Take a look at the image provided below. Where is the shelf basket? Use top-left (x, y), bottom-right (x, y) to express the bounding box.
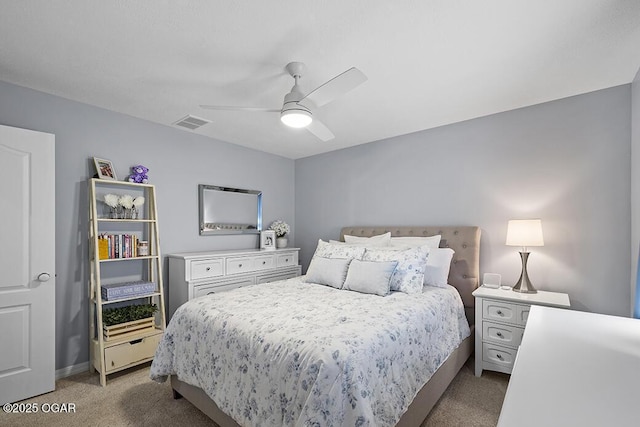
top-left (103, 317), bottom-right (155, 342)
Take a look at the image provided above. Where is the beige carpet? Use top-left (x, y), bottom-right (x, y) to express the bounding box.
top-left (0, 358), bottom-right (508, 427)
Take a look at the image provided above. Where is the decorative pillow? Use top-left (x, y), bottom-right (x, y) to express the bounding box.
top-left (362, 246), bottom-right (429, 294)
top-left (342, 260), bottom-right (398, 296)
top-left (389, 235), bottom-right (441, 249)
top-left (305, 256), bottom-right (352, 289)
top-left (423, 248), bottom-right (455, 288)
top-left (343, 232), bottom-right (391, 246)
top-left (312, 239), bottom-right (366, 260)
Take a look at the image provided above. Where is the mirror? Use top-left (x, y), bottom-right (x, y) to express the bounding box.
top-left (199, 184), bottom-right (262, 235)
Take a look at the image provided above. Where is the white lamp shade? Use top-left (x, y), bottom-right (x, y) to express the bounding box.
top-left (280, 110), bottom-right (312, 128)
top-left (506, 219), bottom-right (544, 247)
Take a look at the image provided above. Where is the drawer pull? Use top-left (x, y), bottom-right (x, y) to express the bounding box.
top-left (496, 353), bottom-right (503, 360)
top-left (496, 332), bottom-right (503, 337)
top-left (262, 261), bottom-right (266, 265)
top-left (238, 263), bottom-right (243, 268)
top-left (130, 338), bottom-right (143, 345)
top-left (285, 258), bottom-right (289, 262)
top-left (206, 267), bottom-right (211, 271)
top-left (497, 310), bottom-right (503, 316)
top-left (207, 291), bottom-right (215, 295)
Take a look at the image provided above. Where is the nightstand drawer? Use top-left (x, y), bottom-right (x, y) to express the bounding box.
top-left (191, 259), bottom-right (224, 280)
top-left (483, 300), bottom-right (518, 324)
top-left (483, 321), bottom-right (524, 348)
top-left (482, 342), bottom-right (517, 369)
top-left (518, 305), bottom-right (530, 325)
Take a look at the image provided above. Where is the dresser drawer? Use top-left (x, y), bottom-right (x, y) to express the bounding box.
top-left (483, 300), bottom-right (518, 324)
top-left (254, 255), bottom-right (275, 271)
top-left (104, 333), bottom-right (161, 373)
top-left (190, 259), bottom-right (224, 280)
top-left (482, 342), bottom-right (517, 370)
top-left (277, 252), bottom-right (298, 268)
top-left (482, 321), bottom-right (524, 348)
top-left (255, 266), bottom-right (301, 284)
top-left (226, 257), bottom-right (255, 275)
top-left (193, 278), bottom-right (255, 298)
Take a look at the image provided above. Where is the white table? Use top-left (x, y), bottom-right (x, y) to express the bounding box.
top-left (498, 306), bottom-right (640, 427)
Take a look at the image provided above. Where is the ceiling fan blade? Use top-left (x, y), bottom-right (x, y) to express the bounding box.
top-left (300, 67), bottom-right (367, 108)
top-left (200, 105), bottom-right (280, 112)
top-left (306, 118), bottom-right (335, 142)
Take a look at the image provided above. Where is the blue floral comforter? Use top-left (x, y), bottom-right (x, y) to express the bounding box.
top-left (150, 276), bottom-right (470, 427)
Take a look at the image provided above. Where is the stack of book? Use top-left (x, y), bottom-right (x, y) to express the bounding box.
top-left (98, 234), bottom-right (140, 259)
top-left (101, 280), bottom-right (156, 301)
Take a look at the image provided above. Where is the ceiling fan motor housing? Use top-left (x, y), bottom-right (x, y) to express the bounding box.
top-left (280, 89), bottom-right (312, 128)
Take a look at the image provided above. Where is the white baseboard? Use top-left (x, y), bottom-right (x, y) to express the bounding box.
top-left (55, 362), bottom-right (89, 380)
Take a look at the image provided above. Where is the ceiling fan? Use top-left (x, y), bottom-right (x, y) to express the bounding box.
top-left (200, 62), bottom-right (367, 141)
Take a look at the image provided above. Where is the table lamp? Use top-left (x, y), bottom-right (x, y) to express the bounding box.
top-left (505, 219), bottom-right (544, 293)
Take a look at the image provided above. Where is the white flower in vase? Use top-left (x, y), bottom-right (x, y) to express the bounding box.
top-left (119, 194), bottom-right (135, 218)
top-left (104, 194), bottom-right (120, 218)
top-left (268, 220), bottom-right (290, 237)
top-left (133, 196), bottom-right (145, 208)
top-left (132, 196), bottom-right (145, 219)
top-left (104, 194), bottom-right (119, 208)
top-left (269, 220), bottom-right (290, 248)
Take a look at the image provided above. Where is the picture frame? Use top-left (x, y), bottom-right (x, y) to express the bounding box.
top-left (94, 157), bottom-right (117, 180)
top-left (482, 273), bottom-right (501, 289)
top-left (260, 230), bottom-right (276, 250)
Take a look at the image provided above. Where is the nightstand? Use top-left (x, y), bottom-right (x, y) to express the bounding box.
top-left (473, 286), bottom-right (570, 377)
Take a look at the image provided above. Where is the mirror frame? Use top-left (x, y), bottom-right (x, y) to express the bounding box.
top-left (198, 184), bottom-right (262, 235)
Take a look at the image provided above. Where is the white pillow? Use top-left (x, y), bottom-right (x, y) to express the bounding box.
top-left (344, 232), bottom-right (391, 246)
top-left (305, 257), bottom-right (352, 289)
top-left (343, 260), bottom-right (398, 296)
top-left (389, 235), bottom-right (441, 249)
top-left (362, 245), bottom-right (429, 294)
top-left (328, 239), bottom-right (390, 251)
top-left (313, 239), bottom-right (366, 260)
top-left (423, 248), bottom-right (455, 288)
top-left (328, 239), bottom-right (356, 245)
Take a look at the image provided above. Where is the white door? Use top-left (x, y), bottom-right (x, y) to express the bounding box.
top-left (0, 124), bottom-right (55, 404)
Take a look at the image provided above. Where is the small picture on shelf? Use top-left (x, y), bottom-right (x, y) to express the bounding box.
top-left (260, 230), bottom-right (276, 250)
top-left (94, 157), bottom-right (117, 180)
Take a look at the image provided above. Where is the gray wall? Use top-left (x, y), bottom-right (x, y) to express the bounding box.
top-left (295, 85), bottom-right (632, 316)
top-left (0, 81), bottom-right (295, 371)
top-left (0, 78), bottom-right (634, 371)
top-left (632, 68), bottom-right (640, 317)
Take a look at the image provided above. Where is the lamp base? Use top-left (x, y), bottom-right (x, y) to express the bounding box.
top-left (512, 251), bottom-right (537, 293)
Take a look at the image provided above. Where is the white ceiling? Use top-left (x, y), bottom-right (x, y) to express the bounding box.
top-left (1, 1), bottom-right (639, 159)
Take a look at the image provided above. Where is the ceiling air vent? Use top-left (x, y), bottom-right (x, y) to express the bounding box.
top-left (173, 115), bottom-right (210, 130)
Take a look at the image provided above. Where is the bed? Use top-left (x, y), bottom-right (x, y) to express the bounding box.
top-left (151, 226), bottom-right (481, 426)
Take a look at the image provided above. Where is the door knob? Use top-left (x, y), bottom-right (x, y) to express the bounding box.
top-left (37, 272), bottom-right (51, 282)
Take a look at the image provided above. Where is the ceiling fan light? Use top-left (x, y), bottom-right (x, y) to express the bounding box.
top-left (281, 109), bottom-right (312, 128)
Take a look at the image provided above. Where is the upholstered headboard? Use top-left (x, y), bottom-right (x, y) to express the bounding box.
top-left (339, 226), bottom-right (481, 323)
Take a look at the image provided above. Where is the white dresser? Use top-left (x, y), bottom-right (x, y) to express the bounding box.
top-left (168, 248), bottom-right (301, 318)
top-left (498, 306), bottom-right (640, 427)
top-left (473, 286), bottom-right (570, 376)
